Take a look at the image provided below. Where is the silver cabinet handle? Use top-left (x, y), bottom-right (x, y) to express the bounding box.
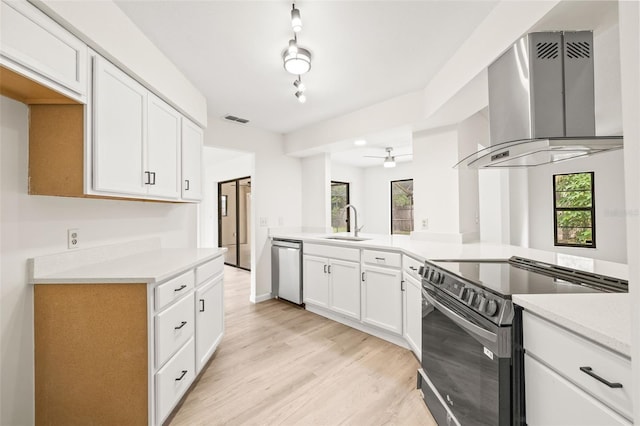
top-left (579, 367), bottom-right (623, 388)
top-left (175, 370), bottom-right (187, 381)
top-left (362, 272), bottom-right (366, 282)
top-left (328, 265), bottom-right (331, 274)
top-left (174, 321), bottom-right (187, 330)
top-left (401, 280), bottom-right (405, 291)
top-left (185, 179), bottom-right (190, 191)
top-left (199, 299), bottom-right (205, 312)
top-left (409, 266), bottom-right (418, 271)
top-left (144, 171), bottom-right (152, 185)
top-left (150, 171), bottom-right (156, 185)
top-left (375, 257), bottom-right (385, 261)
top-left (174, 284), bottom-right (187, 292)
top-left (323, 264), bottom-right (327, 274)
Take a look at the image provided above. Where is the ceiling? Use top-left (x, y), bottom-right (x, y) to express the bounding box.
top-left (114, 0), bottom-right (499, 136)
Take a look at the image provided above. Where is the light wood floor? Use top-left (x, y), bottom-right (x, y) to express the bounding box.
top-left (168, 266), bottom-right (436, 425)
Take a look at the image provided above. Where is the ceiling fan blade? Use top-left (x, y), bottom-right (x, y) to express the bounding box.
top-left (394, 154), bottom-right (413, 157)
top-left (363, 155), bottom-right (386, 158)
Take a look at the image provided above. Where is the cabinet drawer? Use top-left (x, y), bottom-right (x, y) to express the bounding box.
top-left (1, 0), bottom-right (87, 98)
top-left (155, 293), bottom-right (194, 368)
top-left (402, 255), bottom-right (422, 279)
top-left (363, 249), bottom-right (401, 268)
top-left (525, 354), bottom-right (631, 425)
top-left (156, 270), bottom-right (195, 311)
top-left (304, 243), bottom-right (359, 262)
top-left (196, 256), bottom-right (224, 285)
top-left (155, 337), bottom-right (195, 425)
top-left (523, 312), bottom-right (633, 419)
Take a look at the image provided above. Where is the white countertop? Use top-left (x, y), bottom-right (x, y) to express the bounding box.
top-left (270, 231), bottom-right (628, 280)
top-left (513, 293), bottom-right (631, 357)
top-left (30, 244), bottom-right (225, 284)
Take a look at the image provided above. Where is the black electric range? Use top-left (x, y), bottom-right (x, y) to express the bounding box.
top-left (417, 256), bottom-right (628, 426)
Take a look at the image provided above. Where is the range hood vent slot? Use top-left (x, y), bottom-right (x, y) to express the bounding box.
top-left (456, 31), bottom-right (622, 169)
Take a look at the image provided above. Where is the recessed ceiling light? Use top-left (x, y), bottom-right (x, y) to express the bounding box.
top-left (354, 139), bottom-right (367, 146)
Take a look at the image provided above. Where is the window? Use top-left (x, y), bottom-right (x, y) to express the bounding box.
top-left (391, 179), bottom-right (414, 235)
top-left (553, 172), bottom-right (595, 248)
top-left (331, 181), bottom-right (350, 232)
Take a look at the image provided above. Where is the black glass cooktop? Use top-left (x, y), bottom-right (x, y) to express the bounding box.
top-left (430, 258), bottom-right (626, 297)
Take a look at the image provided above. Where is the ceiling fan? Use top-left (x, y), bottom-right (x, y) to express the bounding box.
top-left (364, 147), bottom-right (411, 168)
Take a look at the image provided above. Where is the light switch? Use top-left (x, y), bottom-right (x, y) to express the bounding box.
top-left (260, 217), bottom-right (268, 227)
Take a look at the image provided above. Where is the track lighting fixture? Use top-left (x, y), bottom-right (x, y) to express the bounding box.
top-left (282, 3), bottom-right (313, 102)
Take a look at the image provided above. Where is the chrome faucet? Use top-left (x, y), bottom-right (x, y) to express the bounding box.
top-left (345, 204), bottom-right (363, 237)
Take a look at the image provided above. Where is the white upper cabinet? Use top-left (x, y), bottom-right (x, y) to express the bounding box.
top-left (181, 118), bottom-right (203, 201)
top-left (92, 56), bottom-right (147, 196)
top-left (147, 94), bottom-right (181, 200)
top-left (0, 0), bottom-right (87, 101)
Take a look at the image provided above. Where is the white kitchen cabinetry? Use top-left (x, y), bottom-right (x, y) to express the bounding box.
top-left (0, 0), bottom-right (87, 102)
top-left (92, 55), bottom-right (147, 196)
top-left (147, 93), bottom-right (181, 199)
top-left (362, 249), bottom-right (403, 335)
top-left (402, 277), bottom-right (422, 360)
top-left (33, 253), bottom-right (225, 426)
top-left (303, 244), bottom-right (361, 320)
top-left (181, 118), bottom-right (204, 201)
top-left (523, 311), bottom-right (633, 425)
top-left (194, 257), bottom-right (224, 373)
top-left (93, 56), bottom-right (182, 200)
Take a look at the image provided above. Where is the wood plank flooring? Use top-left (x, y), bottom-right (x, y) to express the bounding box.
top-left (168, 266), bottom-right (436, 425)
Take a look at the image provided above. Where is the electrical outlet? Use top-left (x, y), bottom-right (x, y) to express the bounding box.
top-left (260, 217), bottom-right (268, 227)
top-left (422, 219), bottom-right (429, 230)
top-left (67, 228), bottom-right (80, 249)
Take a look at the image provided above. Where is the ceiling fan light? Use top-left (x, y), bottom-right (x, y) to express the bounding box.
top-left (383, 157), bottom-right (396, 168)
top-left (283, 47), bottom-right (312, 75)
top-left (354, 139), bottom-right (367, 146)
top-left (291, 6), bottom-right (302, 32)
top-left (295, 91), bottom-right (306, 103)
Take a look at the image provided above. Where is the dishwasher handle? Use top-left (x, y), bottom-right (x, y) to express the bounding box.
top-left (272, 239), bottom-right (302, 250)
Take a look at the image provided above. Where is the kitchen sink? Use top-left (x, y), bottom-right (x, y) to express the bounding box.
top-left (323, 236), bottom-right (371, 242)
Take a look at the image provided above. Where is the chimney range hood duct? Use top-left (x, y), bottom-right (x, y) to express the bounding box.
top-left (456, 31), bottom-right (622, 169)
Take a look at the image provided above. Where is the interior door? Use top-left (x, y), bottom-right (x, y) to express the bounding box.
top-left (218, 177), bottom-right (251, 270)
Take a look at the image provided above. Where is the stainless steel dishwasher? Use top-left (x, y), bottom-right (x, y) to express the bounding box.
top-left (271, 239), bottom-right (303, 305)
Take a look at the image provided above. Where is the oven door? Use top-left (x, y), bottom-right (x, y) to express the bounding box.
top-left (420, 287), bottom-right (511, 426)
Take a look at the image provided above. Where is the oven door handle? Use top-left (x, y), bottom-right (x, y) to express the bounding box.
top-left (423, 290), bottom-right (497, 343)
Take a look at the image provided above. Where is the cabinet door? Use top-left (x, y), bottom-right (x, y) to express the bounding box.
top-left (195, 275), bottom-right (224, 373)
top-left (93, 56), bottom-right (146, 196)
top-left (362, 265), bottom-right (402, 334)
top-left (181, 118), bottom-right (203, 201)
top-left (303, 255), bottom-right (328, 308)
top-left (328, 259), bottom-right (360, 320)
top-left (403, 273), bottom-right (422, 360)
top-left (147, 94), bottom-right (181, 199)
top-left (525, 354), bottom-right (631, 426)
top-left (0, 0), bottom-right (87, 99)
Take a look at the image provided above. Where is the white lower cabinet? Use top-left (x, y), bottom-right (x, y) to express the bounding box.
top-left (155, 337), bottom-right (196, 424)
top-left (523, 311), bottom-right (633, 425)
top-left (195, 274), bottom-right (224, 373)
top-left (362, 264), bottom-right (402, 335)
top-left (525, 354), bottom-right (631, 426)
top-left (303, 253), bottom-right (360, 319)
top-left (402, 272), bottom-right (422, 360)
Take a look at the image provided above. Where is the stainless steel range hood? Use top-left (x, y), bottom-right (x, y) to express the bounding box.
top-left (456, 31), bottom-right (622, 169)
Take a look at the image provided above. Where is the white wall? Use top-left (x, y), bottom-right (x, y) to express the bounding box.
top-left (301, 154), bottom-right (330, 232)
top-left (527, 150), bottom-right (627, 263)
top-left (0, 96), bottom-right (197, 425)
top-left (362, 162), bottom-right (413, 235)
top-left (331, 162), bottom-right (365, 231)
top-left (203, 119), bottom-right (302, 302)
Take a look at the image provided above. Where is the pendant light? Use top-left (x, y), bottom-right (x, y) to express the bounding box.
top-left (282, 3), bottom-right (313, 102)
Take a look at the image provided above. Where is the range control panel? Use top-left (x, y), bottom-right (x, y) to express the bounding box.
top-left (421, 263), bottom-right (512, 325)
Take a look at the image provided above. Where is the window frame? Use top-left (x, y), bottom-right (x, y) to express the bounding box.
top-left (331, 181), bottom-right (350, 233)
top-left (553, 171), bottom-right (596, 248)
top-left (390, 178), bottom-right (414, 235)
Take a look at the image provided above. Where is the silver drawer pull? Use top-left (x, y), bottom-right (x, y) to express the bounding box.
top-left (175, 370), bottom-right (187, 381)
top-left (579, 366), bottom-right (623, 388)
top-left (375, 257), bottom-right (386, 261)
top-left (174, 284), bottom-right (187, 292)
top-left (174, 321), bottom-right (187, 330)
top-left (409, 266), bottom-right (417, 271)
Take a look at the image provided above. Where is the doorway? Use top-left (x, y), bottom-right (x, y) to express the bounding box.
top-left (218, 177), bottom-right (251, 270)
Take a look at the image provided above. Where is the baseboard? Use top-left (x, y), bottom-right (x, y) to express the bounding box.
top-left (252, 292), bottom-right (274, 303)
top-left (305, 304), bottom-right (410, 350)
